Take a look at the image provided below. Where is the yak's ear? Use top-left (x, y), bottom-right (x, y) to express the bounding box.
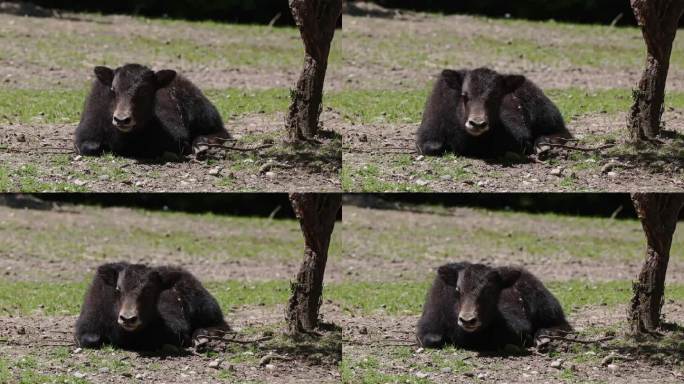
top-left (154, 69), bottom-right (176, 88)
top-left (96, 263), bottom-right (126, 287)
top-left (441, 69), bottom-right (466, 91)
top-left (437, 262), bottom-right (469, 286)
top-left (496, 267), bottom-right (521, 288)
top-left (94, 66), bottom-right (114, 86)
top-left (501, 74), bottom-right (525, 94)
top-left (151, 270), bottom-right (182, 290)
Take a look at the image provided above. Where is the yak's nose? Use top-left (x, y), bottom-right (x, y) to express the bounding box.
top-left (459, 314), bottom-right (478, 326)
top-left (113, 115), bottom-right (132, 126)
top-left (467, 119), bottom-right (487, 128)
top-left (119, 314), bottom-right (138, 324)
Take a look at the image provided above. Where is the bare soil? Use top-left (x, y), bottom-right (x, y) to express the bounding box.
top-left (0, 304), bottom-right (342, 384)
top-left (0, 113), bottom-right (341, 192)
top-left (343, 111), bottom-right (684, 192)
top-left (0, 204), bottom-right (346, 283)
top-left (342, 205), bottom-right (684, 383)
top-left (0, 12), bottom-right (344, 91)
top-left (340, 206), bottom-right (684, 283)
top-left (343, 304), bottom-right (684, 384)
top-left (342, 11), bottom-right (684, 91)
top-left (0, 205), bottom-right (344, 383)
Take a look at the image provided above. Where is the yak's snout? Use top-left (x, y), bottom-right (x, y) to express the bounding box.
top-left (458, 310), bottom-right (481, 332)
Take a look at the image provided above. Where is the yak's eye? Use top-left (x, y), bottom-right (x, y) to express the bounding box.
top-left (455, 286), bottom-right (460, 294)
top-left (115, 286), bottom-right (120, 292)
top-left (461, 93), bottom-right (469, 103)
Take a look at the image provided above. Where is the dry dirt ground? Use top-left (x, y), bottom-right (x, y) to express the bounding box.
top-left (341, 9), bottom-right (684, 192)
top-left (0, 11), bottom-right (341, 192)
top-left (343, 111), bottom-right (684, 192)
top-left (0, 113), bottom-right (341, 192)
top-left (342, 7), bottom-right (684, 92)
top-left (344, 305), bottom-right (684, 384)
top-left (0, 204), bottom-right (343, 384)
top-left (340, 205), bottom-right (684, 384)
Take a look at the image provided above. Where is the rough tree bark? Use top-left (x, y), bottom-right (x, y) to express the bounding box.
top-left (286, 0), bottom-right (342, 140)
top-left (629, 193), bottom-right (684, 334)
top-left (286, 193), bottom-right (341, 334)
top-left (627, 0), bottom-right (684, 140)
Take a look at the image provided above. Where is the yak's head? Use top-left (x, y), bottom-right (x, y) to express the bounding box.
top-left (97, 263), bottom-right (177, 332)
top-left (93, 64), bottom-right (176, 132)
top-left (442, 67), bottom-right (525, 137)
top-left (438, 262), bottom-right (521, 333)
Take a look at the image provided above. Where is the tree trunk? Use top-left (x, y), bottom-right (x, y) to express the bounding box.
top-left (627, 0), bottom-right (684, 140)
top-left (286, 193), bottom-right (341, 334)
top-left (629, 193), bottom-right (684, 334)
top-left (286, 0), bottom-right (342, 140)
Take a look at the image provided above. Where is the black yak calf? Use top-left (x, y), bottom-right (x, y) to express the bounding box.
top-left (417, 262), bottom-right (571, 350)
top-left (75, 262), bottom-right (228, 350)
top-left (74, 63), bottom-right (230, 158)
top-left (416, 67), bottom-right (572, 158)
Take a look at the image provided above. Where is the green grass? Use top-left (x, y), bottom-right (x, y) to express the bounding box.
top-left (328, 280), bottom-right (684, 316)
top-left (0, 278), bottom-right (293, 316)
top-left (4, 86), bottom-right (680, 127)
top-left (5, 276), bottom-right (655, 320)
top-left (0, 88), bottom-right (292, 125)
top-left (0, 208), bottom-right (345, 265)
top-left (0, 15), bottom-right (341, 87)
top-left (342, 206), bottom-right (684, 268)
top-left (340, 164), bottom-right (432, 193)
top-left (344, 14), bottom-right (684, 80)
top-left (0, 355), bottom-right (90, 384)
top-left (329, 88), bottom-right (684, 125)
top-left (341, 356), bottom-right (432, 384)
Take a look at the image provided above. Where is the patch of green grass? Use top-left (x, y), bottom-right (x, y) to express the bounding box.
top-left (206, 88), bottom-right (290, 119)
top-left (328, 281), bottom-right (430, 316)
top-left (0, 88), bottom-right (291, 125)
top-left (0, 209), bottom-right (338, 265)
top-left (0, 279), bottom-right (87, 316)
top-left (0, 89), bottom-right (86, 124)
top-left (329, 88), bottom-right (684, 125)
top-left (7, 354), bottom-right (90, 384)
top-left (0, 278), bottom-right (293, 316)
top-left (328, 89), bottom-right (427, 125)
top-left (0, 358), bottom-right (11, 383)
top-left (327, 280), bottom-right (684, 316)
top-left (0, 166), bottom-right (11, 192)
top-left (345, 15), bottom-right (684, 83)
top-left (341, 164), bottom-right (431, 192)
top-left (340, 356), bottom-right (433, 384)
top-left (344, 206), bottom-right (684, 267)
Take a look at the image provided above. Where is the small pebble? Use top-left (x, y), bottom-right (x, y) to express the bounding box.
top-left (550, 358), bottom-right (564, 369)
top-left (208, 359), bottom-right (223, 369)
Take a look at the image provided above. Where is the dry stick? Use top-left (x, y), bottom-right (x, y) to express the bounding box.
top-left (544, 335), bottom-right (614, 345)
top-left (204, 143), bottom-right (274, 152)
top-left (0, 147), bottom-right (72, 154)
top-left (545, 143), bottom-right (616, 152)
top-left (201, 335), bottom-right (273, 344)
top-left (0, 339), bottom-right (72, 347)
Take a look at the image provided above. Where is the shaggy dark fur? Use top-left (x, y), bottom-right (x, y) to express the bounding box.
top-left (417, 262), bottom-right (571, 350)
top-left (416, 67), bottom-right (571, 157)
top-left (75, 262), bottom-right (228, 350)
top-left (74, 63), bottom-right (229, 158)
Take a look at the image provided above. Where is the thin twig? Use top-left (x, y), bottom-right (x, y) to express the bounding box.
top-left (545, 143), bottom-right (616, 152)
top-left (544, 335), bottom-right (614, 345)
top-left (204, 143), bottom-right (274, 152)
top-left (0, 147), bottom-right (73, 154)
top-left (201, 335), bottom-right (273, 344)
top-left (345, 340), bottom-right (416, 347)
top-left (0, 339), bottom-right (72, 347)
